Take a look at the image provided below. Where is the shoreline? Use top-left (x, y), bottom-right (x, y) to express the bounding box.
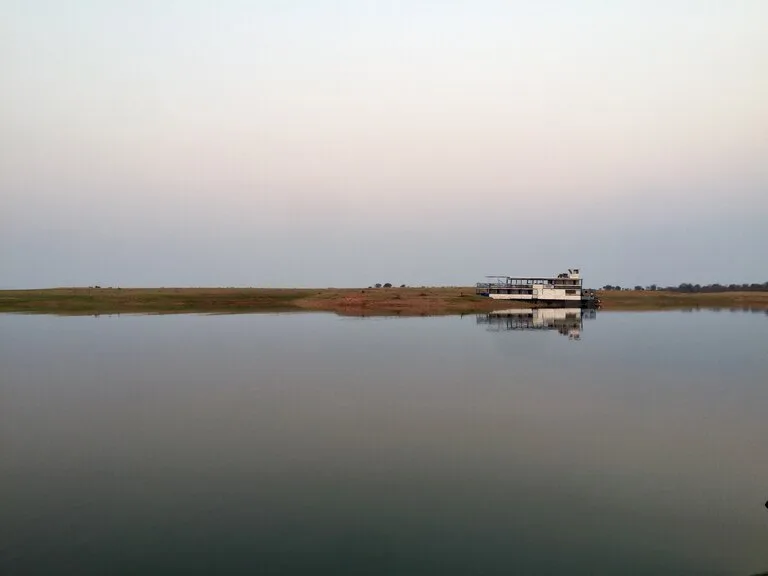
top-left (2, 288), bottom-right (768, 316)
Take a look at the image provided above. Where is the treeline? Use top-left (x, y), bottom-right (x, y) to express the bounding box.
top-left (601, 283), bottom-right (768, 292)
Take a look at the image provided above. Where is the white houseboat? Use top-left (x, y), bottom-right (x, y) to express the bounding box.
top-left (476, 268), bottom-right (599, 308)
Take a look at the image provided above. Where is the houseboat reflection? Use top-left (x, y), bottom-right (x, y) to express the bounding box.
top-left (476, 308), bottom-right (596, 340)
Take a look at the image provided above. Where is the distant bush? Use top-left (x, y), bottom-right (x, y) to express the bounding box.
top-left (383, 283), bottom-right (392, 288)
top-left (375, 283), bottom-right (382, 288)
top-left (669, 282), bottom-right (768, 293)
top-left (600, 282), bottom-right (768, 292)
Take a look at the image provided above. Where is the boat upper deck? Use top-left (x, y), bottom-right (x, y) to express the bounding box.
top-left (479, 268), bottom-right (581, 286)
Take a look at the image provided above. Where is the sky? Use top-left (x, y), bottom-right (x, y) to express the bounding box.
top-left (2, 0), bottom-right (766, 289)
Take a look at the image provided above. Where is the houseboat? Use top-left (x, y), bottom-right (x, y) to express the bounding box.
top-left (476, 268), bottom-right (600, 308)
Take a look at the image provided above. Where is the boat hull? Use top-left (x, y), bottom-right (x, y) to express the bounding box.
top-left (477, 294), bottom-right (600, 308)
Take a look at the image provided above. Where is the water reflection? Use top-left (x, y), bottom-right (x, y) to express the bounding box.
top-left (476, 307), bottom-right (596, 339)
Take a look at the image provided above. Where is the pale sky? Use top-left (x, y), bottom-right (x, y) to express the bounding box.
top-left (2, 0), bottom-right (766, 288)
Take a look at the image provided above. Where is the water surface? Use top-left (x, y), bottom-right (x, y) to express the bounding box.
top-left (2, 310), bottom-right (767, 575)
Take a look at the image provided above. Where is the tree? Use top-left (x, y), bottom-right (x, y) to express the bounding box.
top-left (375, 283), bottom-right (382, 288)
top-left (634, 285), bottom-right (643, 291)
top-left (383, 283), bottom-right (392, 288)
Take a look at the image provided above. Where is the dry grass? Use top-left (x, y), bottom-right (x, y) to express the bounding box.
top-left (0, 287), bottom-right (525, 316)
top-left (296, 287), bottom-right (528, 316)
top-left (0, 288), bottom-right (317, 315)
top-left (597, 290), bottom-right (768, 311)
top-left (1, 287), bottom-right (767, 316)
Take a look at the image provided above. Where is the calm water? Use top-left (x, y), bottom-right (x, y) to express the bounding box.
top-left (1, 310), bottom-right (767, 575)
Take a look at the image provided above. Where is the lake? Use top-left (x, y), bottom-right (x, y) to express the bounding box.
top-left (2, 310), bottom-right (767, 575)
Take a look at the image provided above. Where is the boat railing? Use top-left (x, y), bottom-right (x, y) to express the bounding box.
top-left (477, 282), bottom-right (582, 290)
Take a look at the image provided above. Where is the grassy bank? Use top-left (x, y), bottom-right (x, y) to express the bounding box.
top-left (1, 287), bottom-right (767, 316)
top-left (0, 287), bottom-right (524, 316)
top-left (598, 289), bottom-right (768, 311)
top-left (296, 287), bottom-right (527, 316)
top-left (0, 288), bottom-right (315, 315)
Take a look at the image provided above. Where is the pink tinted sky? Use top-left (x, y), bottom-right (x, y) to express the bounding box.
top-left (2, 1), bottom-right (766, 287)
